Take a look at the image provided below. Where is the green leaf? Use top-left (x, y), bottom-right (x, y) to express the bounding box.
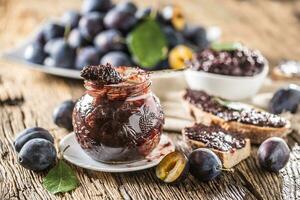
top-left (211, 42), bottom-right (242, 51)
top-left (127, 19), bottom-right (168, 67)
top-left (43, 160), bottom-right (79, 194)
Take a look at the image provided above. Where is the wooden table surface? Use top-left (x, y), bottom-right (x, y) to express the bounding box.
top-left (0, 0), bottom-right (300, 199)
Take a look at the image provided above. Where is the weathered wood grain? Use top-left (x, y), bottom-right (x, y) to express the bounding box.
top-left (0, 0), bottom-right (300, 199)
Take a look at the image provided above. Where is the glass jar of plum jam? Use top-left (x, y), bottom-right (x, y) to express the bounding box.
top-left (73, 66), bottom-right (164, 163)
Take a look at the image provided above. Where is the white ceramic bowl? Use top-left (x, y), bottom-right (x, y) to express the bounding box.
top-left (184, 64), bottom-right (269, 100)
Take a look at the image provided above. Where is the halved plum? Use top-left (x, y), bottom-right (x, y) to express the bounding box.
top-left (155, 151), bottom-right (189, 184)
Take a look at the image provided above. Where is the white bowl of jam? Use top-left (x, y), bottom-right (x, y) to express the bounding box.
top-left (184, 46), bottom-right (269, 100)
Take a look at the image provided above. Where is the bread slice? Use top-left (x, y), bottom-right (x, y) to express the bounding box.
top-left (271, 67), bottom-right (300, 81)
top-left (182, 123), bottom-right (251, 168)
top-left (271, 66), bottom-right (300, 81)
top-left (183, 89), bottom-right (291, 144)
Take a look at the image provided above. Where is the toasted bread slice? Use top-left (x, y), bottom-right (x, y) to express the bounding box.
top-left (183, 89), bottom-right (291, 144)
top-left (271, 61), bottom-right (300, 81)
top-left (271, 67), bottom-right (300, 81)
top-left (182, 123), bottom-right (251, 168)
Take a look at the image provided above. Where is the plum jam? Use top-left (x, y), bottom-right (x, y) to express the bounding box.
top-left (73, 65), bottom-right (164, 163)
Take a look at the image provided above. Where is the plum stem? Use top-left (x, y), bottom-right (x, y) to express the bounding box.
top-left (64, 24), bottom-right (71, 40)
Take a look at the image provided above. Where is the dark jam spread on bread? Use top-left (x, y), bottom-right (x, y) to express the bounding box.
top-left (188, 47), bottom-right (265, 76)
top-left (184, 89), bottom-right (287, 128)
top-left (183, 124), bottom-right (246, 152)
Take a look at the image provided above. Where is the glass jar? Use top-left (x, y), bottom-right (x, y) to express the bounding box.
top-left (73, 67), bottom-right (164, 163)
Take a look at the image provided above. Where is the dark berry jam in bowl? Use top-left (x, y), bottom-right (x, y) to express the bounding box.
top-left (184, 44), bottom-right (269, 100)
top-left (188, 45), bottom-right (267, 77)
top-left (73, 65), bottom-right (164, 163)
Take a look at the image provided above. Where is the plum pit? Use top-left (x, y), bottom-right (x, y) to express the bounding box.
top-left (156, 151), bottom-right (189, 183)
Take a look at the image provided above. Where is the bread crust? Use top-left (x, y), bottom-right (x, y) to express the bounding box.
top-left (182, 128), bottom-right (251, 168)
top-left (186, 103), bottom-right (291, 144)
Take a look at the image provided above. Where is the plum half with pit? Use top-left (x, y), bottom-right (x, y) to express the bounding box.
top-left (257, 137), bottom-right (290, 172)
top-left (156, 151), bottom-right (189, 184)
top-left (160, 5), bottom-right (185, 30)
top-left (189, 148), bottom-right (222, 182)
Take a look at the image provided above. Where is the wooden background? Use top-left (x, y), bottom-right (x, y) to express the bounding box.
top-left (0, 0), bottom-right (300, 199)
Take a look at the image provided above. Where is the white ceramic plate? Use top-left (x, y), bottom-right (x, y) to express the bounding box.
top-left (251, 92), bottom-right (273, 109)
top-left (59, 133), bottom-right (175, 173)
top-left (2, 41), bottom-right (82, 79)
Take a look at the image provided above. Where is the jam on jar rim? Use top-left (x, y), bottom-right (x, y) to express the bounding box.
top-left (84, 66), bottom-right (152, 98)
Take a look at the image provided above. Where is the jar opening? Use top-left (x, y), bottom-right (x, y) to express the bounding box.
top-left (84, 66), bottom-right (151, 99)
